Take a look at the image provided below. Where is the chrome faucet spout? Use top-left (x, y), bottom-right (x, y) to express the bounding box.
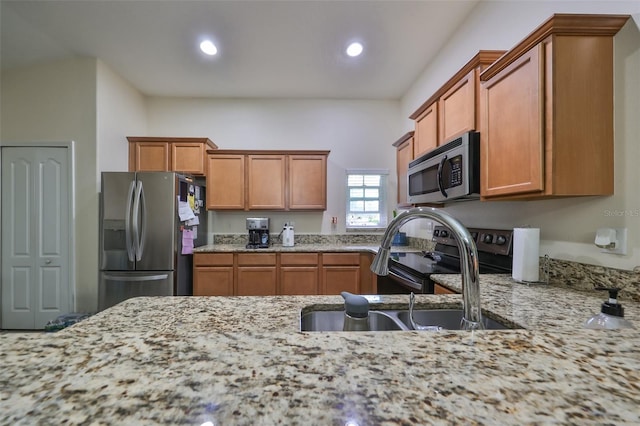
top-left (371, 207), bottom-right (482, 330)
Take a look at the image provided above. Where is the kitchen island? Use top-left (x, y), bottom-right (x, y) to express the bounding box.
top-left (2, 275), bottom-right (639, 425)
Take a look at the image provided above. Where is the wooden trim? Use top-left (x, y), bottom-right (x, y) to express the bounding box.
top-left (391, 131), bottom-right (415, 147)
top-left (207, 149), bottom-right (330, 156)
top-left (481, 14), bottom-right (629, 81)
top-left (409, 50), bottom-right (506, 119)
top-left (127, 136), bottom-right (218, 150)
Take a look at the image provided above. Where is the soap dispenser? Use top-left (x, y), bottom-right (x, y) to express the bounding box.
top-left (341, 291), bottom-right (370, 331)
top-left (584, 288), bottom-right (635, 330)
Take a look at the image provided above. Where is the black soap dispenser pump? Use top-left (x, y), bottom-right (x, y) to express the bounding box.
top-left (584, 288), bottom-right (635, 330)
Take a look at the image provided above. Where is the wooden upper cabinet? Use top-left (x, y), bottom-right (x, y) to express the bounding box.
top-left (288, 154), bottom-right (327, 210)
top-left (413, 102), bottom-right (438, 158)
top-left (392, 132), bottom-right (414, 207)
top-left (479, 14), bottom-right (629, 200)
top-left (439, 69), bottom-right (475, 145)
top-left (247, 155), bottom-right (286, 210)
top-left (130, 141), bottom-right (170, 172)
top-left (480, 46), bottom-right (544, 197)
top-left (128, 137), bottom-right (217, 175)
top-left (206, 154), bottom-right (245, 209)
top-left (206, 150), bottom-right (329, 211)
top-left (410, 51), bottom-right (506, 156)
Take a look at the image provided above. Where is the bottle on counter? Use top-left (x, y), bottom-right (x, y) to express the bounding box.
top-left (584, 287), bottom-right (635, 330)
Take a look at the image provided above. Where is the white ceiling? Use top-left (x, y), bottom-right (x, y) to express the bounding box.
top-left (1, 0), bottom-right (480, 99)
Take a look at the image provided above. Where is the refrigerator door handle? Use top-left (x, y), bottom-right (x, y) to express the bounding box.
top-left (132, 180), bottom-right (145, 261)
top-left (125, 179), bottom-right (136, 262)
top-left (102, 273), bottom-right (169, 282)
top-left (138, 181), bottom-right (147, 261)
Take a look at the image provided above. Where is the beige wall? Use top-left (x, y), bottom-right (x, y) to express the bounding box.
top-left (96, 59), bottom-right (148, 179)
top-left (1, 57), bottom-right (99, 311)
top-left (1, 58), bottom-right (149, 313)
top-left (145, 97), bottom-right (402, 235)
top-left (400, 1), bottom-right (640, 271)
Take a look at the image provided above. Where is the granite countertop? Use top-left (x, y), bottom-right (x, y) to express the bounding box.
top-left (2, 276), bottom-right (640, 424)
top-left (193, 243), bottom-right (397, 253)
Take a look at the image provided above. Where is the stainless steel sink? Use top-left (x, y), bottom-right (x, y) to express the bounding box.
top-left (300, 308), bottom-right (517, 331)
top-left (396, 309), bottom-right (514, 330)
top-left (300, 310), bottom-right (408, 331)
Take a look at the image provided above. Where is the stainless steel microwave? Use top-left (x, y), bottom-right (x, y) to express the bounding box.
top-left (407, 131), bottom-right (480, 204)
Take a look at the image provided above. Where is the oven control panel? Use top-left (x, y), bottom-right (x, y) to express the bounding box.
top-left (432, 226), bottom-right (512, 256)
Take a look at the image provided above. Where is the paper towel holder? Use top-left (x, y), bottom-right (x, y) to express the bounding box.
top-left (595, 228), bottom-right (627, 255)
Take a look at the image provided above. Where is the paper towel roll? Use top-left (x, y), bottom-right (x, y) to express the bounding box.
top-left (512, 228), bottom-right (540, 282)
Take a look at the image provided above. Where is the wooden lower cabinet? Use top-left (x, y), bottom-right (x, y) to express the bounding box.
top-left (359, 253), bottom-right (376, 294)
top-left (320, 253), bottom-right (361, 295)
top-left (194, 251), bottom-right (371, 296)
top-left (193, 253), bottom-right (234, 296)
top-left (237, 253), bottom-right (277, 296)
top-left (434, 284), bottom-right (457, 295)
top-left (237, 267), bottom-right (277, 295)
top-left (280, 253), bottom-right (319, 295)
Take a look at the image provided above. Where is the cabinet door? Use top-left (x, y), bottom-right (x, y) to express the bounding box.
top-left (131, 142), bottom-right (170, 172)
top-left (434, 284), bottom-right (457, 295)
top-left (280, 267), bottom-right (319, 295)
top-left (359, 253), bottom-right (376, 295)
top-left (172, 142), bottom-right (206, 175)
top-left (396, 138), bottom-right (414, 206)
top-left (237, 267), bottom-right (277, 295)
top-left (288, 155), bottom-right (327, 210)
top-left (321, 266), bottom-right (360, 295)
top-left (414, 102), bottom-right (438, 158)
top-left (439, 69), bottom-right (476, 144)
top-left (247, 155), bottom-right (286, 210)
top-left (480, 45), bottom-right (544, 198)
top-left (206, 154), bottom-right (246, 209)
top-left (193, 267), bottom-right (234, 296)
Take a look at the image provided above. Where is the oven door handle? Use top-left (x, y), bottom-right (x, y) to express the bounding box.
top-left (437, 154), bottom-right (448, 198)
top-left (388, 271), bottom-right (424, 292)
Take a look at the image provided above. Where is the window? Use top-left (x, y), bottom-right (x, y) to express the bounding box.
top-left (346, 170), bottom-right (388, 230)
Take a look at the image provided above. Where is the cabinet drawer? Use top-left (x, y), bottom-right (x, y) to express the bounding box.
top-left (280, 253), bottom-right (318, 266)
top-left (322, 253), bottom-right (360, 266)
top-left (237, 253), bottom-right (277, 266)
top-left (194, 253), bottom-right (234, 266)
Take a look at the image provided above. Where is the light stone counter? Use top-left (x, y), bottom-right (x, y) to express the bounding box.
top-left (193, 243), bottom-right (419, 253)
top-left (2, 276), bottom-right (640, 425)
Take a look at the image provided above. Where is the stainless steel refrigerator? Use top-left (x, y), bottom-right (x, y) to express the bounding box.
top-left (99, 172), bottom-right (207, 311)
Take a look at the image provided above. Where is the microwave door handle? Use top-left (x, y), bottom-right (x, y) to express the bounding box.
top-left (437, 155), bottom-right (448, 198)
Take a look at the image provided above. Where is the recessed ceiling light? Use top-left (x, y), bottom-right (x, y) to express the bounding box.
top-left (200, 40), bottom-right (218, 56)
top-left (346, 42), bottom-right (363, 57)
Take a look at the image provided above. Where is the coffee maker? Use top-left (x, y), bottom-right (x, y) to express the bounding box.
top-left (246, 217), bottom-right (270, 249)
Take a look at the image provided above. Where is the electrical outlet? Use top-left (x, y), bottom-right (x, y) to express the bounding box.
top-left (600, 227), bottom-right (627, 255)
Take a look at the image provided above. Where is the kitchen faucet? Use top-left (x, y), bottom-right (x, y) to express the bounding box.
top-left (371, 207), bottom-right (483, 331)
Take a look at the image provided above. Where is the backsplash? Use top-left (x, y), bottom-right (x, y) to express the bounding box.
top-left (211, 234), bottom-right (640, 302)
top-left (545, 258), bottom-right (640, 303)
top-left (213, 233), bottom-right (385, 246)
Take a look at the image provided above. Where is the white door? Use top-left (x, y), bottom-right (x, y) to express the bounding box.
top-left (2, 147), bottom-right (71, 329)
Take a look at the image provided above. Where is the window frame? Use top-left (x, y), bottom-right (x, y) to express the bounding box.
top-left (345, 169), bottom-right (389, 232)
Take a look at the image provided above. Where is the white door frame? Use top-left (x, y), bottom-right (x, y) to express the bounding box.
top-left (0, 141), bottom-right (76, 326)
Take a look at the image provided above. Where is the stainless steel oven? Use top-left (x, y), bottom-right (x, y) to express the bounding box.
top-left (407, 131), bottom-right (480, 204)
top-left (376, 226), bottom-right (513, 294)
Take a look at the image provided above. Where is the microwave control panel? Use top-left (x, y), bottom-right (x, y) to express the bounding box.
top-left (448, 155), bottom-right (463, 187)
